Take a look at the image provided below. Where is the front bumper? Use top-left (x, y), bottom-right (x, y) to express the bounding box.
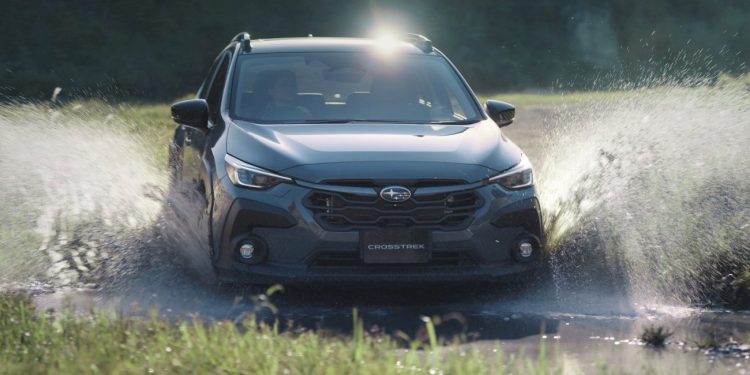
top-left (211, 177), bottom-right (544, 285)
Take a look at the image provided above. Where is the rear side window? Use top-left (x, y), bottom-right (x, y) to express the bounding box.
top-left (205, 54), bottom-right (231, 122)
top-left (197, 54), bottom-right (223, 99)
top-left (230, 52), bottom-right (481, 124)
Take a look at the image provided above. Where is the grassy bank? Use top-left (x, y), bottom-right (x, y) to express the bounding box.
top-left (0, 293), bottom-right (568, 375)
top-left (480, 91), bottom-right (636, 107)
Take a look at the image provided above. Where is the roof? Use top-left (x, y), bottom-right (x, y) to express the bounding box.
top-left (245, 37), bottom-right (432, 54)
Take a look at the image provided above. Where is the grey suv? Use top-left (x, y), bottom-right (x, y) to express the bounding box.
top-left (169, 33), bottom-right (544, 285)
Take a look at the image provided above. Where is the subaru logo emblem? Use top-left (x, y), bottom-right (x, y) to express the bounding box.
top-left (380, 186), bottom-right (411, 203)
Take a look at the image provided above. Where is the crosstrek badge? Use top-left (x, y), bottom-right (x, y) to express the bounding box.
top-left (367, 244), bottom-right (427, 250)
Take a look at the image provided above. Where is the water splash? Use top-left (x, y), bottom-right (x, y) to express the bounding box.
top-left (1, 82), bottom-right (749, 309)
top-left (538, 83), bottom-right (750, 305)
top-left (0, 101), bottom-right (213, 291)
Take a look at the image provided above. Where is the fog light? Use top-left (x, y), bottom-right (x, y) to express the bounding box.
top-left (239, 243), bottom-right (255, 260)
top-left (511, 235), bottom-right (540, 263)
top-left (518, 241), bottom-right (534, 258)
top-left (233, 236), bottom-right (268, 265)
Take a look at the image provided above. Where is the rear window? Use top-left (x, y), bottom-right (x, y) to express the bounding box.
top-left (230, 52), bottom-right (481, 124)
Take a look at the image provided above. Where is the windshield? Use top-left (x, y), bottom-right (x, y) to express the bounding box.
top-left (230, 52), bottom-right (481, 124)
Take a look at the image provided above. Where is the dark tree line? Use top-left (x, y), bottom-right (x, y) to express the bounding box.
top-left (0, 0), bottom-right (747, 100)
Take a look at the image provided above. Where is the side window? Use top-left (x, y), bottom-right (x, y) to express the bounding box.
top-left (197, 54), bottom-right (223, 99)
top-left (206, 54), bottom-right (230, 122)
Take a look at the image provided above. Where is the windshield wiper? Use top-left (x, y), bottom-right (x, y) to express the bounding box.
top-left (429, 119), bottom-right (480, 125)
top-left (301, 119), bottom-right (406, 124)
top-left (294, 119), bottom-right (479, 124)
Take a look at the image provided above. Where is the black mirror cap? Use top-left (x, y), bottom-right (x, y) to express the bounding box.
top-left (171, 99), bottom-right (209, 130)
top-left (486, 100), bottom-right (515, 128)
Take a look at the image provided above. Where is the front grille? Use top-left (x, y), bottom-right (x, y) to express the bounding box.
top-left (304, 189), bottom-right (483, 231)
top-left (321, 179), bottom-right (466, 188)
top-left (310, 251), bottom-right (476, 267)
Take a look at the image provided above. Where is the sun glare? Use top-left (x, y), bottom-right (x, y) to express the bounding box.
top-left (373, 29), bottom-right (399, 56)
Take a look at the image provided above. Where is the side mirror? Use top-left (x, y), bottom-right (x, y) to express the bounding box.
top-left (486, 100), bottom-right (515, 128)
top-left (171, 99), bottom-right (209, 130)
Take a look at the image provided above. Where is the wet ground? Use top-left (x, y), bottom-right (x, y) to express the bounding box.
top-left (29, 276), bottom-right (750, 374)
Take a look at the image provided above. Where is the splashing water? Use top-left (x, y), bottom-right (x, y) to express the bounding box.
top-left (0, 101), bottom-right (213, 291)
top-left (538, 83), bottom-right (750, 305)
top-left (0, 82), bottom-right (748, 308)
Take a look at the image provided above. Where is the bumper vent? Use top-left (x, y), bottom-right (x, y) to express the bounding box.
top-left (304, 189), bottom-right (482, 231)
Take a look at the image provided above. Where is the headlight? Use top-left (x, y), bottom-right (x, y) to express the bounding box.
top-left (224, 154), bottom-right (293, 189)
top-left (489, 154), bottom-right (534, 189)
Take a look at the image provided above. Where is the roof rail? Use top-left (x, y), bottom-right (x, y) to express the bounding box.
top-left (401, 33), bottom-right (433, 53)
top-left (232, 32), bottom-right (252, 52)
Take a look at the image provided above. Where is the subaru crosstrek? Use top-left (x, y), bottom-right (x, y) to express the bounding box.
top-left (169, 33), bottom-right (544, 285)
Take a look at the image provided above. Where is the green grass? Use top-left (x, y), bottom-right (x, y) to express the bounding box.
top-left (478, 91), bottom-right (636, 107)
top-left (64, 100), bottom-right (176, 171)
top-left (0, 292), bottom-right (568, 375)
top-left (482, 73), bottom-right (750, 107)
top-left (0, 209), bottom-right (43, 283)
top-left (639, 326), bottom-right (673, 347)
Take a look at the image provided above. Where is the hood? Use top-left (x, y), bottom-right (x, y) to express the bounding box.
top-left (226, 120), bottom-right (522, 183)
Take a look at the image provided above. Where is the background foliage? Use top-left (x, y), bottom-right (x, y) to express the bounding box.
top-left (1, 0), bottom-right (747, 100)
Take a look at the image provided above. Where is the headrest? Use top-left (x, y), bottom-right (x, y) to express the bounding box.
top-left (252, 69), bottom-right (297, 95)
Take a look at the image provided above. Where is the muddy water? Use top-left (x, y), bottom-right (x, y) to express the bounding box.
top-left (1, 84), bottom-right (750, 374)
top-left (30, 278), bottom-right (750, 374)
